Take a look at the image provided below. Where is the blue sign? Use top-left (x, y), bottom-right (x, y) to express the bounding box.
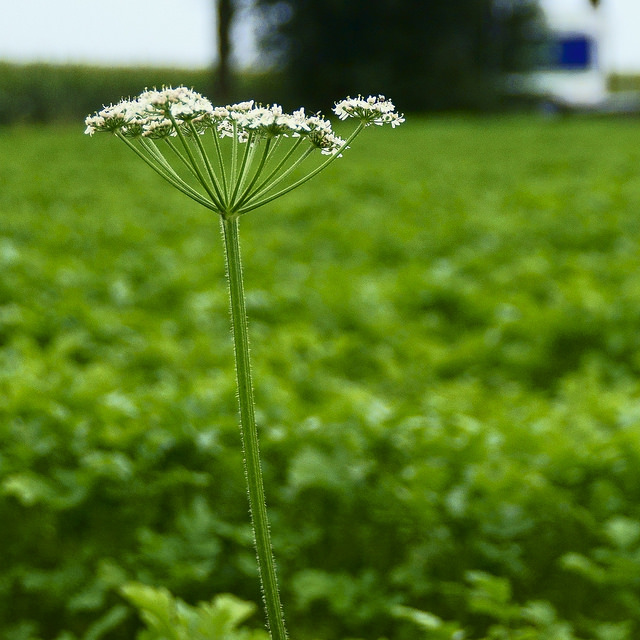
top-left (557, 35), bottom-right (592, 69)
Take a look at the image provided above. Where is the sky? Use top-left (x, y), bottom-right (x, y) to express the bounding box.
top-left (0, 0), bottom-right (258, 69)
top-left (1, 0), bottom-right (640, 72)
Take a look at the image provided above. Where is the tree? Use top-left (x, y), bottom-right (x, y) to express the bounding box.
top-left (253, 0), bottom-right (544, 111)
top-left (216, 0), bottom-right (236, 101)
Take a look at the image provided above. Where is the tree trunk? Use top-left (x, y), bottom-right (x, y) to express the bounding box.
top-left (217, 0), bottom-right (234, 102)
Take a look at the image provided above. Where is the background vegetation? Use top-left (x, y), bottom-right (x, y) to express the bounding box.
top-left (0, 63), bottom-right (282, 126)
top-left (252, 0), bottom-right (544, 111)
top-left (0, 0), bottom-right (546, 131)
top-left (2, 115), bottom-right (640, 640)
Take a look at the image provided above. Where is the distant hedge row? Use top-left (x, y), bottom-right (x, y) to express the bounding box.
top-left (0, 63), bottom-right (281, 125)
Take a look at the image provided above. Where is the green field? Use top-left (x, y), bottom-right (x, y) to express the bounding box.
top-left (2, 116), bottom-right (640, 640)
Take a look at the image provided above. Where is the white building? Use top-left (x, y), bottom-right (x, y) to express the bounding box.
top-left (533, 0), bottom-right (640, 107)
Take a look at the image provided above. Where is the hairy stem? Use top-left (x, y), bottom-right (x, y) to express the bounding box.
top-left (221, 215), bottom-right (288, 640)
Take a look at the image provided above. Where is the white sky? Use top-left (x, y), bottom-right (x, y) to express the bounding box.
top-left (0, 0), bottom-right (639, 72)
top-left (0, 0), bottom-right (258, 68)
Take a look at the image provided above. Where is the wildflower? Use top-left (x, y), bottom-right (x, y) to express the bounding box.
top-left (333, 94), bottom-right (405, 127)
top-left (85, 84), bottom-right (403, 640)
top-left (84, 100), bottom-right (137, 135)
top-left (85, 86), bottom-right (403, 215)
top-left (141, 117), bottom-right (176, 139)
top-left (139, 86), bottom-right (214, 122)
top-left (300, 114), bottom-right (346, 155)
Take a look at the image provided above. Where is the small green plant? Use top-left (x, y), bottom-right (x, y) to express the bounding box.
top-left (120, 582), bottom-right (269, 640)
top-left (85, 87), bottom-right (403, 639)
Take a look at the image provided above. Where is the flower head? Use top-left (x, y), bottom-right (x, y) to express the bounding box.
top-left (85, 86), bottom-right (403, 216)
top-left (298, 113), bottom-right (346, 155)
top-left (85, 87), bottom-right (216, 139)
top-left (138, 86), bottom-right (214, 122)
top-left (333, 95), bottom-right (405, 127)
top-left (84, 100), bottom-right (141, 135)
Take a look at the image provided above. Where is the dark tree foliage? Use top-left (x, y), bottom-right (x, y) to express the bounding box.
top-left (253, 0), bottom-right (544, 112)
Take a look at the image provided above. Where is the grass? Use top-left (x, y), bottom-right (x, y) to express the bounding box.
top-left (2, 115), bottom-right (640, 640)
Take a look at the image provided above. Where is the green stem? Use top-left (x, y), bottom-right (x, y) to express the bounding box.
top-left (188, 121), bottom-right (228, 209)
top-left (239, 123), bottom-right (366, 215)
top-left (167, 113), bottom-right (224, 210)
top-left (116, 134), bottom-right (216, 211)
top-left (234, 137), bottom-right (304, 211)
top-left (235, 138), bottom-right (272, 210)
top-left (164, 138), bottom-right (203, 182)
top-left (230, 131), bottom-right (257, 205)
top-left (221, 215), bottom-right (288, 640)
top-left (238, 146), bottom-right (314, 213)
top-left (211, 127), bottom-right (229, 202)
top-left (230, 121), bottom-right (240, 188)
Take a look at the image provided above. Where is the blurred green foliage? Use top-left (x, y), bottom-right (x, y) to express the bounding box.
top-left (1, 116), bottom-right (640, 640)
top-left (119, 583), bottom-right (269, 640)
top-left (0, 63), bottom-right (281, 126)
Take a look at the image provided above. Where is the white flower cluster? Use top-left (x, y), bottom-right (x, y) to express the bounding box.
top-left (85, 88), bottom-right (210, 138)
top-left (333, 95), bottom-right (405, 127)
top-left (85, 86), bottom-right (405, 215)
top-left (85, 86), bottom-right (348, 155)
